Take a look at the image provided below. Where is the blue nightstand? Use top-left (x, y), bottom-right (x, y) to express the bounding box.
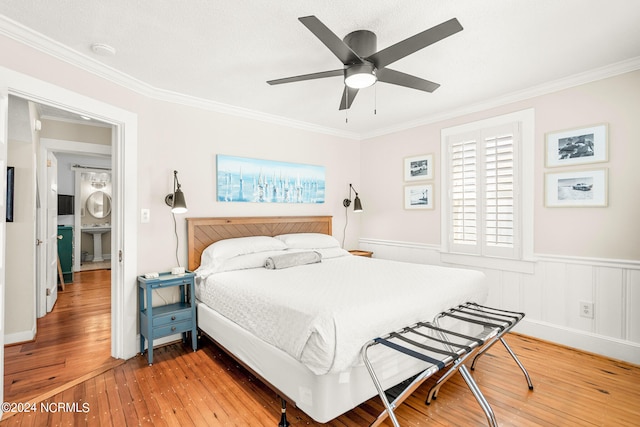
top-left (138, 271), bottom-right (197, 365)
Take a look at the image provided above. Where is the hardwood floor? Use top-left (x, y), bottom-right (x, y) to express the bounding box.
top-left (2, 317), bottom-right (639, 425)
top-left (3, 269), bottom-right (120, 405)
top-left (2, 269), bottom-right (639, 425)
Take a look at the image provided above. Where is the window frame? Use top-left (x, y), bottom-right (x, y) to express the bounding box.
top-left (440, 109), bottom-right (535, 272)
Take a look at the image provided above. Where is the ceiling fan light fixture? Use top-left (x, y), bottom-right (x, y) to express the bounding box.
top-left (345, 63), bottom-right (377, 89)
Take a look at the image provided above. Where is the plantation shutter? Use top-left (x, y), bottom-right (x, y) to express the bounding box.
top-left (448, 122), bottom-right (520, 258)
top-left (450, 134), bottom-right (479, 254)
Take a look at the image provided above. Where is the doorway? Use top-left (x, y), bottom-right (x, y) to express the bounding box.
top-left (4, 98), bottom-right (116, 402)
top-left (1, 67), bottom-right (139, 409)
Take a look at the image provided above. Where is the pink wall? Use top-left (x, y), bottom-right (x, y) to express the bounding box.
top-left (360, 71), bottom-right (640, 261)
top-left (0, 35), bottom-right (361, 274)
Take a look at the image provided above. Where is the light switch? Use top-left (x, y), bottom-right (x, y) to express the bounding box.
top-left (141, 208), bottom-right (150, 223)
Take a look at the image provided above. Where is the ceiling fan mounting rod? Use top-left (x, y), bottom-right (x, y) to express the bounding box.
top-left (343, 30), bottom-right (377, 58)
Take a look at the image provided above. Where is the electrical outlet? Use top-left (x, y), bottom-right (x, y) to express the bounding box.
top-left (579, 301), bottom-right (594, 319)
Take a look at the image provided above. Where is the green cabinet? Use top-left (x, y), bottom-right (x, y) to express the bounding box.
top-left (57, 225), bottom-right (73, 284)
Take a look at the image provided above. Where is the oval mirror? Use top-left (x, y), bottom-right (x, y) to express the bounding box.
top-left (86, 191), bottom-right (112, 219)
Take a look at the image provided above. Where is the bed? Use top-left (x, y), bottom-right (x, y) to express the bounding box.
top-left (187, 216), bottom-right (488, 424)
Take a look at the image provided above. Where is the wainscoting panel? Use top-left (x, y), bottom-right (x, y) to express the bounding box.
top-left (629, 270), bottom-right (640, 343)
top-left (358, 238), bottom-right (640, 365)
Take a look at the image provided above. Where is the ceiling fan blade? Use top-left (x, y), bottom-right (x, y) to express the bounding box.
top-left (367, 18), bottom-right (463, 69)
top-left (377, 68), bottom-right (440, 92)
top-left (267, 69), bottom-right (343, 85)
top-left (339, 86), bottom-right (359, 110)
top-left (299, 16), bottom-right (364, 65)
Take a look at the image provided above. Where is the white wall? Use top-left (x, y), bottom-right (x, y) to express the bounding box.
top-left (359, 71), bottom-right (640, 364)
top-left (134, 99), bottom-right (362, 275)
top-left (5, 97), bottom-right (36, 343)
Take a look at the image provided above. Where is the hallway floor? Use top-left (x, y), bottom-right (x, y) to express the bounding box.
top-left (79, 261), bottom-right (111, 272)
top-left (3, 269), bottom-right (120, 403)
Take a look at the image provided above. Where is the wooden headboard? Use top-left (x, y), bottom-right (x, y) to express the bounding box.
top-left (186, 216), bottom-right (333, 271)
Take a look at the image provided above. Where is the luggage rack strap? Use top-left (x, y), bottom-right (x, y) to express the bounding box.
top-left (389, 332), bottom-right (459, 359)
top-left (440, 312), bottom-right (505, 332)
top-left (467, 302), bottom-right (525, 318)
top-left (450, 307), bottom-right (520, 326)
top-left (374, 337), bottom-right (448, 370)
top-left (417, 322), bottom-right (484, 347)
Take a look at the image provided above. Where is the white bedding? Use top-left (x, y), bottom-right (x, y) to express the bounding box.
top-left (196, 255), bottom-right (487, 375)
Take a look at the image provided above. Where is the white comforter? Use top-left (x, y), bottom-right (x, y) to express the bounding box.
top-left (195, 256), bottom-right (487, 375)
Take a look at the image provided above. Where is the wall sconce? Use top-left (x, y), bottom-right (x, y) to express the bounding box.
top-left (343, 183), bottom-right (363, 212)
top-left (165, 170), bottom-right (188, 214)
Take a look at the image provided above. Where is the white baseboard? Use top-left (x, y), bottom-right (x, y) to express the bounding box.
top-left (515, 319), bottom-right (640, 365)
top-left (4, 325), bottom-right (36, 345)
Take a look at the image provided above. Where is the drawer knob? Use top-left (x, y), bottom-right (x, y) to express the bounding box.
top-left (171, 315), bottom-right (176, 320)
top-left (171, 326), bottom-right (176, 332)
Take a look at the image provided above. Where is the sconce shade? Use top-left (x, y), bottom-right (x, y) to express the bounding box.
top-left (343, 183), bottom-right (363, 213)
top-left (165, 170), bottom-right (188, 214)
top-left (353, 195), bottom-right (363, 212)
top-left (171, 188), bottom-right (187, 214)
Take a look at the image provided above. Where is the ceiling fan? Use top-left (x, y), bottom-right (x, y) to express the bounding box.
top-left (267, 15), bottom-right (463, 110)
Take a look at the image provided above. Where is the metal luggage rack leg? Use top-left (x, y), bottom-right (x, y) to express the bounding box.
top-left (361, 320), bottom-right (501, 427)
top-left (426, 302), bottom-right (533, 406)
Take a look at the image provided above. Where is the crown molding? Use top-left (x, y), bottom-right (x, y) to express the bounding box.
top-left (361, 56), bottom-right (640, 140)
top-left (2, 15), bottom-right (638, 142)
top-left (0, 15), bottom-right (361, 140)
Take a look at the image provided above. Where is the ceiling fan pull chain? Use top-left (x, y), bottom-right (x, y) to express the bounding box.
top-left (374, 85), bottom-right (377, 115)
top-left (345, 89), bottom-right (349, 123)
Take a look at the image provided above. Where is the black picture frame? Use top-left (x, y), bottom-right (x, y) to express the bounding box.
top-left (6, 166), bottom-right (14, 222)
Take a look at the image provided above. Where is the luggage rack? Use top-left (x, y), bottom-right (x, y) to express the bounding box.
top-left (361, 302), bottom-right (533, 427)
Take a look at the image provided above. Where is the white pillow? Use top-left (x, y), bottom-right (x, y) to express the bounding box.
top-left (274, 233), bottom-right (340, 249)
top-left (218, 250), bottom-right (291, 273)
top-left (315, 247), bottom-right (351, 259)
top-left (200, 236), bottom-right (287, 267)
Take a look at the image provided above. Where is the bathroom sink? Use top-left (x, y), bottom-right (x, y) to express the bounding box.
top-left (81, 226), bottom-right (111, 262)
top-left (82, 226), bottom-right (111, 234)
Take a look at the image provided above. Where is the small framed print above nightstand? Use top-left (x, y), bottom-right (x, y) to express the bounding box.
top-left (349, 250), bottom-right (373, 258)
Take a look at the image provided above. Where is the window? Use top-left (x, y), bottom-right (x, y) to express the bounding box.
top-left (449, 123), bottom-right (519, 258)
top-left (442, 109), bottom-right (534, 265)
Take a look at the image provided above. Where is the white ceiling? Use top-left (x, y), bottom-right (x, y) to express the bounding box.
top-left (2, 1), bottom-right (640, 138)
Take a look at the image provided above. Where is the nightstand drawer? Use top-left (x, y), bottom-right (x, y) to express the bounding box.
top-left (153, 319), bottom-right (194, 339)
top-left (149, 277), bottom-right (192, 289)
top-left (153, 307), bottom-right (193, 327)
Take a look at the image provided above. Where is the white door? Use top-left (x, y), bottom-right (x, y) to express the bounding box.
top-left (0, 90), bottom-right (9, 413)
top-left (36, 145), bottom-right (47, 318)
top-left (46, 151), bottom-right (58, 312)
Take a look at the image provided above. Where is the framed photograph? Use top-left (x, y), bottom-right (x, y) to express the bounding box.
top-left (545, 123), bottom-right (608, 167)
top-left (545, 169), bottom-right (607, 207)
top-left (404, 154), bottom-right (433, 181)
top-left (404, 184), bottom-right (433, 210)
